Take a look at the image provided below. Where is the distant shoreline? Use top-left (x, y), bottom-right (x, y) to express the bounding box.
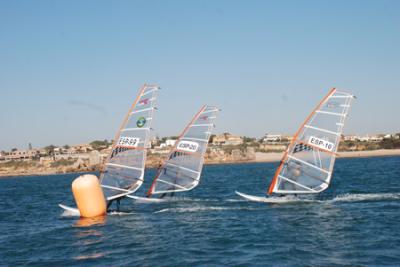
top-left (251, 149), bottom-right (400, 163)
top-left (1, 149), bottom-right (400, 178)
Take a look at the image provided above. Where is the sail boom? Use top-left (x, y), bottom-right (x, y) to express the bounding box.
top-left (102, 185), bottom-right (131, 192)
top-left (165, 162), bottom-right (201, 175)
top-left (157, 179), bottom-right (189, 190)
top-left (287, 155), bottom-right (331, 174)
top-left (278, 175), bottom-right (316, 192)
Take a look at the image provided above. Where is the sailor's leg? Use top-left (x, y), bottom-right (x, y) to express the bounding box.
top-left (116, 199), bottom-right (121, 211)
top-left (106, 200), bottom-right (113, 211)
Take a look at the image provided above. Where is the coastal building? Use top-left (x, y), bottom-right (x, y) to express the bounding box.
top-left (166, 139), bottom-right (177, 147)
top-left (70, 144), bottom-right (92, 154)
top-left (159, 139), bottom-right (177, 149)
top-left (212, 133), bottom-right (243, 146)
top-left (263, 134), bottom-right (282, 143)
top-left (5, 149), bottom-right (41, 161)
top-left (282, 135), bottom-right (294, 142)
top-left (370, 136), bottom-right (384, 142)
top-left (344, 135), bottom-right (358, 141)
top-left (357, 135), bottom-right (383, 142)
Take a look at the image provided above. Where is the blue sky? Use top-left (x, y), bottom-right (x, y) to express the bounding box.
top-left (1, 0), bottom-right (399, 150)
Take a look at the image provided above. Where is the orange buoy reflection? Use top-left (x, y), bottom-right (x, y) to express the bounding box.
top-left (74, 215), bottom-right (107, 228)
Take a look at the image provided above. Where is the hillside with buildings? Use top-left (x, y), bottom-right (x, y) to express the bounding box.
top-left (1, 133), bottom-right (399, 177)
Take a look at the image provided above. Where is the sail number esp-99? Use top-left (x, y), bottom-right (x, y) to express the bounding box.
top-left (117, 136), bottom-right (140, 148)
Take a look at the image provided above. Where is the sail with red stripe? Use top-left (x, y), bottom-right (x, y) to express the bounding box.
top-left (100, 84), bottom-right (159, 201)
top-left (268, 88), bottom-right (356, 195)
top-left (147, 105), bottom-right (219, 196)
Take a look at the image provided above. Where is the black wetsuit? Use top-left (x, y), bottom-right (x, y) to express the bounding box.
top-left (107, 197), bottom-right (122, 211)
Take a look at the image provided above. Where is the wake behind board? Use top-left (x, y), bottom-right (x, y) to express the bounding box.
top-left (59, 204), bottom-right (81, 217)
top-left (235, 191), bottom-right (312, 204)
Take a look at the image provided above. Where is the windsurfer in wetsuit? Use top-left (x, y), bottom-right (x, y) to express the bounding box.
top-left (107, 196), bottom-right (122, 211)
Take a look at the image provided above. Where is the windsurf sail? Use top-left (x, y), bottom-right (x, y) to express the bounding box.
top-left (147, 105), bottom-right (219, 196)
top-left (268, 88), bottom-right (355, 195)
top-left (100, 84), bottom-right (159, 201)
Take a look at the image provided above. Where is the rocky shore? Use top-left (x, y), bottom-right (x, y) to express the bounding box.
top-left (1, 149), bottom-right (400, 178)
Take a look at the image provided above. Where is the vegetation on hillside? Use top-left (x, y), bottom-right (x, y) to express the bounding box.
top-left (0, 160), bottom-right (38, 170)
top-left (90, 140), bottom-right (112, 150)
top-left (50, 159), bottom-right (76, 168)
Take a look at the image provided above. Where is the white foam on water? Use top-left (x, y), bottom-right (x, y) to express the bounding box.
top-left (154, 206), bottom-right (257, 214)
top-left (61, 210), bottom-right (80, 217)
top-left (61, 210), bottom-right (130, 217)
top-left (108, 211), bottom-right (132, 216)
top-left (225, 198), bottom-right (247, 203)
top-left (329, 192), bottom-right (400, 203)
top-left (131, 196), bottom-right (219, 204)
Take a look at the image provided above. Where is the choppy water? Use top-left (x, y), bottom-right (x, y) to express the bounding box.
top-left (1, 156), bottom-right (400, 266)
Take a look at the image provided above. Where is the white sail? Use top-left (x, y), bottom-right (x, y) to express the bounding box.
top-left (147, 105), bottom-right (219, 196)
top-left (100, 84), bottom-right (159, 201)
top-left (268, 88), bottom-right (355, 194)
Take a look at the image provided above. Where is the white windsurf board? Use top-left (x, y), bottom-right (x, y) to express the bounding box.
top-left (235, 191), bottom-right (311, 204)
top-left (126, 195), bottom-right (167, 203)
top-left (59, 204), bottom-right (81, 217)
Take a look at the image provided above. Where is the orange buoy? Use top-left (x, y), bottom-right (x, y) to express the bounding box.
top-left (72, 174), bottom-right (107, 218)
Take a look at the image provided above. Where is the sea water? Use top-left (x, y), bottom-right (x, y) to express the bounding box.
top-left (1, 156), bottom-right (399, 266)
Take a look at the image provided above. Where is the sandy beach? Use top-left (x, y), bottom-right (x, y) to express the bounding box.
top-left (253, 149), bottom-right (400, 163)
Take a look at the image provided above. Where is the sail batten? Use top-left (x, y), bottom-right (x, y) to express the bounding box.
top-left (100, 84), bottom-right (159, 200)
top-left (268, 88), bottom-right (355, 195)
top-left (147, 105), bottom-right (219, 196)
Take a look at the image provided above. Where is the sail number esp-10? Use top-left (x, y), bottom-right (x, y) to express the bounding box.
top-left (308, 136), bottom-right (335, 152)
top-left (117, 136), bottom-right (140, 148)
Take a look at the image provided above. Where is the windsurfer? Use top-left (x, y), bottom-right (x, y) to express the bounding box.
top-left (107, 197), bottom-right (122, 211)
